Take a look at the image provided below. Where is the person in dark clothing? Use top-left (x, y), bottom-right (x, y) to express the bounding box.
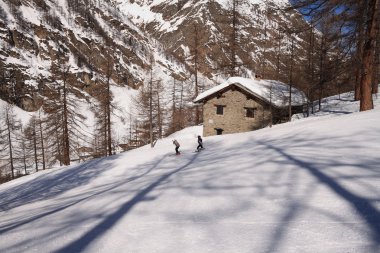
top-left (173, 139), bottom-right (180, 155)
top-left (196, 135), bottom-right (203, 151)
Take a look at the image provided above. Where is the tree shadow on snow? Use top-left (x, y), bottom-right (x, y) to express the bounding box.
top-left (0, 157), bottom-right (111, 211)
top-left (169, 132), bottom-right (380, 252)
top-left (254, 137), bottom-right (380, 253)
top-left (53, 152), bottom-right (199, 253)
top-left (0, 156), bottom-right (148, 237)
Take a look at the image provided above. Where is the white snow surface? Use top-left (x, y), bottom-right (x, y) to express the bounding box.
top-left (194, 77), bottom-right (307, 107)
top-left (0, 99), bottom-right (34, 126)
top-left (19, 5), bottom-right (41, 26)
top-left (216, 0), bottom-right (290, 9)
top-left (1, 90), bottom-right (380, 253)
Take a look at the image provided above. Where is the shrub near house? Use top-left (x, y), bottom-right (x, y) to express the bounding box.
top-left (194, 77), bottom-right (306, 136)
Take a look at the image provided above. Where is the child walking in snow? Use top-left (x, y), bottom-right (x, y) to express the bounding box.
top-left (196, 135), bottom-right (203, 151)
top-left (173, 139), bottom-right (180, 155)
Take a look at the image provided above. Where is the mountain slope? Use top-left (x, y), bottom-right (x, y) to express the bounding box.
top-left (0, 0), bottom-right (190, 110)
top-left (1, 92), bottom-right (380, 252)
top-left (116, 0), bottom-right (309, 81)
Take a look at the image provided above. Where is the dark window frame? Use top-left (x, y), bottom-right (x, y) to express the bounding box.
top-left (215, 105), bottom-right (225, 115)
top-left (244, 107), bottom-right (256, 118)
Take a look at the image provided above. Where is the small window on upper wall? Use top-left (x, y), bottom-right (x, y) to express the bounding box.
top-left (245, 107), bottom-right (256, 118)
top-left (216, 105), bottom-right (224, 115)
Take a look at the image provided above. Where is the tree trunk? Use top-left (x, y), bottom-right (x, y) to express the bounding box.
top-left (107, 66), bottom-right (112, 156)
top-left (32, 119), bottom-right (39, 172)
top-left (149, 61), bottom-right (154, 147)
top-left (308, 26), bottom-right (315, 116)
top-left (6, 109), bottom-right (15, 179)
top-left (171, 77), bottom-right (177, 133)
top-left (229, 0), bottom-right (239, 77)
top-left (19, 126), bottom-right (27, 175)
top-left (354, 5), bottom-right (366, 101)
top-left (38, 112), bottom-right (46, 170)
top-left (193, 24), bottom-right (200, 125)
top-left (22, 137), bottom-right (27, 175)
top-left (360, 0), bottom-right (378, 111)
top-left (55, 126), bottom-right (62, 166)
top-left (288, 35), bottom-right (294, 122)
top-left (318, 34), bottom-right (325, 111)
top-left (103, 107), bottom-right (107, 156)
top-left (276, 27), bottom-right (282, 80)
top-left (157, 89), bottom-right (162, 139)
top-left (62, 74), bottom-right (70, 165)
top-left (373, 15), bottom-right (380, 94)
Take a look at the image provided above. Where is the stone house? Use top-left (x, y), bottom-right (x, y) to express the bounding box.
top-left (194, 77), bottom-right (306, 136)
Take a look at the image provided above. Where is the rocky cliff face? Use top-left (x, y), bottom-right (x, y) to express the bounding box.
top-left (0, 0), bottom-right (309, 111)
top-left (0, 0), bottom-right (188, 111)
top-left (116, 0), bottom-right (308, 82)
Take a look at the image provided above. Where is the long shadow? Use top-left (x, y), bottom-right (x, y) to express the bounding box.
top-left (258, 141), bottom-right (380, 252)
top-left (0, 157), bottom-right (108, 211)
top-left (54, 153), bottom-right (199, 253)
top-left (0, 161), bottom-right (160, 234)
top-left (0, 154), bottom-right (175, 253)
top-left (320, 110), bottom-right (352, 114)
top-left (0, 154), bottom-right (167, 236)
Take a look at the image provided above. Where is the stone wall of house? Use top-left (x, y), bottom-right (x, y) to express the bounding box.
top-left (203, 87), bottom-right (272, 136)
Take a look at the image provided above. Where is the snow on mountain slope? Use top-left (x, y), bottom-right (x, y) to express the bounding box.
top-left (1, 91), bottom-right (380, 252)
top-left (116, 0), bottom-right (307, 81)
top-left (0, 98), bottom-right (34, 126)
top-left (0, 0), bottom-right (193, 112)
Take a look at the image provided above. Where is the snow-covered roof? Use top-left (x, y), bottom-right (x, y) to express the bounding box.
top-left (194, 77), bottom-right (306, 107)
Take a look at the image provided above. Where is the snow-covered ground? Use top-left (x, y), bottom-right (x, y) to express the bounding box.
top-left (1, 90), bottom-right (380, 253)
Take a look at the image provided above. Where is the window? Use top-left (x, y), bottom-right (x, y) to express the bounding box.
top-left (245, 107), bottom-right (256, 118)
top-left (216, 105), bottom-right (225, 115)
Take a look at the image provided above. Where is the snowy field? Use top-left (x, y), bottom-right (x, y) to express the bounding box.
top-left (1, 91), bottom-right (380, 253)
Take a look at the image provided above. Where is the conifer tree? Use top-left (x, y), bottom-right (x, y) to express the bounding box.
top-left (44, 59), bottom-right (87, 165)
top-left (24, 116), bottom-right (40, 172)
top-left (187, 22), bottom-right (208, 125)
top-left (227, 0), bottom-right (244, 76)
top-left (0, 104), bottom-right (21, 179)
top-left (133, 58), bottom-right (167, 145)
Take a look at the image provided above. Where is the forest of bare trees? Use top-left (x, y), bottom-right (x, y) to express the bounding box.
top-left (289, 0), bottom-right (379, 111)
